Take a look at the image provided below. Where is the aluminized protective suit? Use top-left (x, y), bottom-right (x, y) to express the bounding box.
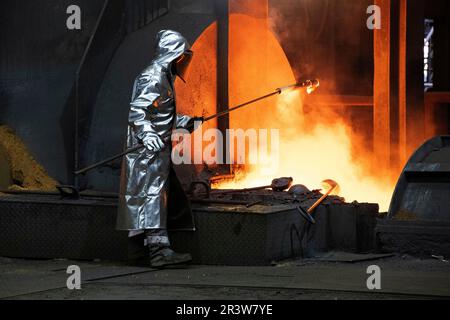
top-left (117, 30), bottom-right (196, 231)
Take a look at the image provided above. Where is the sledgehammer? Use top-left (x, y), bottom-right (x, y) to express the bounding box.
top-left (297, 179), bottom-right (339, 224)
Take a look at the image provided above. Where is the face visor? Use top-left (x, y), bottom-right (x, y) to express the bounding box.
top-left (173, 50), bottom-right (193, 83)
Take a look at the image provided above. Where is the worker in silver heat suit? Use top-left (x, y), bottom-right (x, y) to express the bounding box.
top-left (117, 30), bottom-right (202, 268)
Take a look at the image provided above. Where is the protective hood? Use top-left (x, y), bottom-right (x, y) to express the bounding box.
top-left (153, 30), bottom-right (191, 68)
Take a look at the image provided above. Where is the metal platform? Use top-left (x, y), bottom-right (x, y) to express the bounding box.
top-left (379, 136), bottom-right (450, 257)
top-left (172, 202), bottom-right (379, 265)
top-left (0, 192), bottom-right (379, 265)
top-left (389, 135), bottom-right (450, 221)
top-left (376, 219), bottom-right (450, 257)
top-left (0, 193), bottom-right (129, 261)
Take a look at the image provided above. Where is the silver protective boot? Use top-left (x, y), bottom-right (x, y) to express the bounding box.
top-left (146, 229), bottom-right (192, 268)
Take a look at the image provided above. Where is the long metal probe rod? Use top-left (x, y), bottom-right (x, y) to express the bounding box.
top-left (75, 145), bottom-right (143, 175)
top-left (75, 89), bottom-right (284, 175)
top-left (75, 80), bottom-right (317, 175)
top-left (204, 89), bottom-right (281, 121)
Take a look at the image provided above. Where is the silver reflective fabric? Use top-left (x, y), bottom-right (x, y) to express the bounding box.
top-left (117, 30), bottom-right (195, 230)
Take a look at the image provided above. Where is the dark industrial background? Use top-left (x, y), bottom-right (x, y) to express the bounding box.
top-left (0, 0), bottom-right (449, 192)
top-left (1, 2), bottom-right (450, 298)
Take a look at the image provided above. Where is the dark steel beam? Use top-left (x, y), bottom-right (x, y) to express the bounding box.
top-left (215, 0), bottom-right (230, 166)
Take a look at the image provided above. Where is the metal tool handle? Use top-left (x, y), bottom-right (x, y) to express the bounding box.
top-left (204, 79), bottom-right (318, 121)
top-left (307, 186), bottom-right (335, 213)
top-left (74, 90), bottom-right (281, 175)
top-left (75, 144), bottom-right (144, 175)
top-left (204, 90), bottom-right (281, 122)
top-left (74, 80), bottom-right (318, 175)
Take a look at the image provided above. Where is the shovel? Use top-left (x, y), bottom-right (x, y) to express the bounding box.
top-left (297, 179), bottom-right (339, 224)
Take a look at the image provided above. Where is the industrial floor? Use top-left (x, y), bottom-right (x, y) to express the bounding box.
top-left (1, 253), bottom-right (449, 300)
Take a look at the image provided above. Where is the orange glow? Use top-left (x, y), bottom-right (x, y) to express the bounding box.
top-left (177, 13), bottom-right (397, 212)
top-left (175, 22), bottom-right (218, 162)
top-left (219, 14), bottom-right (395, 211)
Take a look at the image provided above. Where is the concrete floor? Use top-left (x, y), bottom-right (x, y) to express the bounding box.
top-left (1, 253), bottom-right (449, 300)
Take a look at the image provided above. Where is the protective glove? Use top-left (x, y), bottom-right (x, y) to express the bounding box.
top-left (142, 132), bottom-right (165, 152)
top-left (188, 116), bottom-right (204, 131)
top-left (192, 116), bottom-right (204, 123)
